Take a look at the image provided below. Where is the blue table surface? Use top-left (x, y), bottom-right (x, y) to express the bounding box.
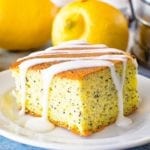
top-left (0, 65), bottom-right (149, 150)
top-left (0, 136), bottom-right (149, 150)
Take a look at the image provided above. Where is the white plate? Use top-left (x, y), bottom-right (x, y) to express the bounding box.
top-left (0, 70), bottom-right (149, 150)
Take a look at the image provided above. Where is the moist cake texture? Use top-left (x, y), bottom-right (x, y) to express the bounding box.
top-left (10, 41), bottom-right (139, 136)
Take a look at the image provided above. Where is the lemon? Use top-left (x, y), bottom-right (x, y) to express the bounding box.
top-left (52, 0), bottom-right (129, 50)
top-left (0, 0), bottom-right (58, 51)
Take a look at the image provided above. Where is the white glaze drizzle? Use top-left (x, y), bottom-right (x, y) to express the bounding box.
top-left (17, 42), bottom-right (135, 131)
top-left (25, 117), bottom-right (55, 132)
top-left (17, 48), bottom-right (125, 62)
top-left (116, 59), bottom-right (132, 127)
top-left (17, 41), bottom-right (126, 62)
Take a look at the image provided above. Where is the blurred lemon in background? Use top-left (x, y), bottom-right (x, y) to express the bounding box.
top-left (0, 0), bottom-right (58, 51)
top-left (52, 0), bottom-right (129, 50)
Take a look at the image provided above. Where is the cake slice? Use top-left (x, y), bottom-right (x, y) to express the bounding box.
top-left (10, 42), bottom-right (139, 136)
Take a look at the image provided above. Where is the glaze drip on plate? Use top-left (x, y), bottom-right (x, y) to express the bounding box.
top-left (16, 41), bottom-right (136, 132)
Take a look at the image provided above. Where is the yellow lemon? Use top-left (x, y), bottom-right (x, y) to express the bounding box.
top-left (52, 0), bottom-right (129, 50)
top-left (0, 0), bottom-right (58, 51)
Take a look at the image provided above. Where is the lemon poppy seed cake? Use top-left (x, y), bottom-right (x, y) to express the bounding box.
top-left (10, 41), bottom-right (139, 136)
